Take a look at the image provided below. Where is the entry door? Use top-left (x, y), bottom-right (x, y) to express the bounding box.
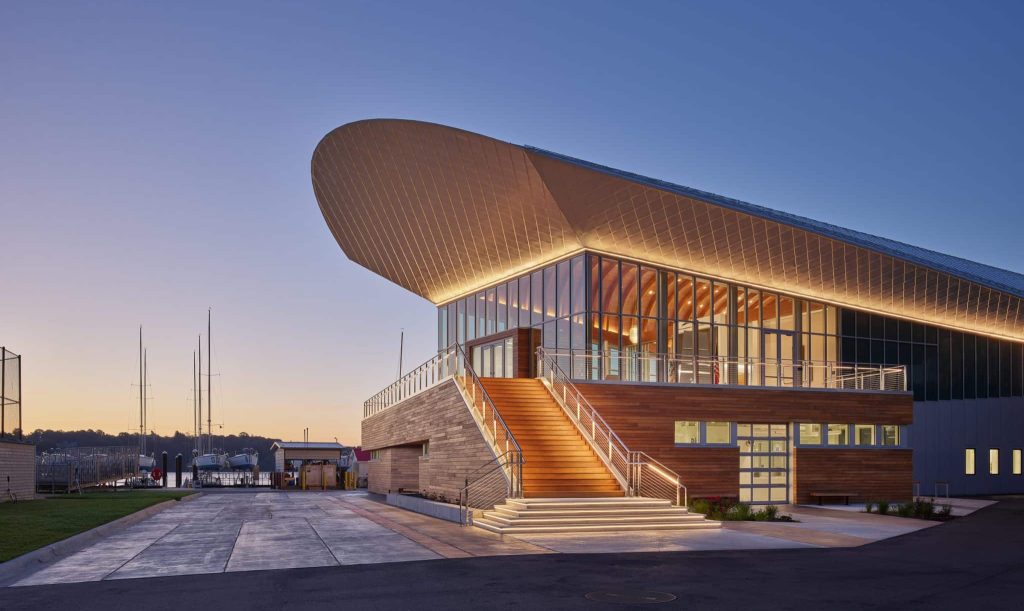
top-left (762, 329), bottom-right (796, 387)
top-left (738, 424), bottom-right (789, 504)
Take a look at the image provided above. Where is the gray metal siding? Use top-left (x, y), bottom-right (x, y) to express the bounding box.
top-left (911, 397), bottom-right (1024, 495)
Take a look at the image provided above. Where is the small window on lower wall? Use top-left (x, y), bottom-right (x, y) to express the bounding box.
top-left (854, 424), bottom-right (875, 446)
top-left (1013, 450), bottom-right (1022, 475)
top-left (674, 421), bottom-right (734, 446)
top-left (880, 425), bottom-right (900, 446)
top-left (370, 450), bottom-right (381, 462)
top-left (965, 449), bottom-right (976, 475)
top-left (799, 423), bottom-right (821, 445)
top-left (705, 422), bottom-right (731, 444)
top-left (675, 421), bottom-right (700, 444)
top-left (989, 449), bottom-right (999, 475)
top-left (828, 424), bottom-right (849, 446)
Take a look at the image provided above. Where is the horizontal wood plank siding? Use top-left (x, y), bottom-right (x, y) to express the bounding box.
top-left (794, 448), bottom-right (913, 504)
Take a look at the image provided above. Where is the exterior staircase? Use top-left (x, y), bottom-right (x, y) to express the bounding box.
top-left (472, 497), bottom-right (720, 534)
top-left (481, 378), bottom-right (623, 498)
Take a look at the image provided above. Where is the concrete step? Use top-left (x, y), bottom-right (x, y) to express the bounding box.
top-left (480, 513), bottom-right (706, 527)
top-left (473, 519), bottom-right (720, 534)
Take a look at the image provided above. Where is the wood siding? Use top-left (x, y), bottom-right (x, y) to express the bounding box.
top-left (794, 448), bottom-right (913, 504)
top-left (574, 383), bottom-right (913, 500)
top-left (575, 383), bottom-right (913, 425)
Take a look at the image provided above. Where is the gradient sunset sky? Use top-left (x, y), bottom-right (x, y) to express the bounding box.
top-left (2, 1), bottom-right (1021, 444)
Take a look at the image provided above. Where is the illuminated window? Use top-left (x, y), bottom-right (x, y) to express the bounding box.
top-left (989, 449), bottom-right (999, 475)
top-left (706, 422), bottom-right (731, 444)
top-left (880, 425), bottom-right (900, 446)
top-left (965, 449), bottom-right (975, 475)
top-left (799, 423), bottom-right (822, 445)
top-left (827, 424), bottom-right (849, 446)
top-left (675, 421), bottom-right (699, 444)
top-left (1013, 450), bottom-right (1021, 475)
top-left (854, 424), bottom-right (875, 446)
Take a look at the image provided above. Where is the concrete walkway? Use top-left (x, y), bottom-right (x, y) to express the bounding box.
top-left (13, 491), bottom-right (442, 585)
top-left (8, 492), bottom-right (946, 586)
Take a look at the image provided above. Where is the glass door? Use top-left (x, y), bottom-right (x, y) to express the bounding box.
top-left (738, 423), bottom-right (789, 504)
top-left (762, 329), bottom-right (796, 386)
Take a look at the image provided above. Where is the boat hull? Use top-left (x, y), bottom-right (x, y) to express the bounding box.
top-left (227, 454), bottom-right (258, 470)
top-left (194, 454), bottom-right (228, 471)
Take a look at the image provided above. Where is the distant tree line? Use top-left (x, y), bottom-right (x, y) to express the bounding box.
top-left (24, 429), bottom-right (280, 471)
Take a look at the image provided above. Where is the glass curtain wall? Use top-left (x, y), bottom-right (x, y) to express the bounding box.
top-left (437, 251), bottom-right (1024, 399)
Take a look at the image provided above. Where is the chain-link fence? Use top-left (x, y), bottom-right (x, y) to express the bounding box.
top-left (1, 347), bottom-right (21, 440)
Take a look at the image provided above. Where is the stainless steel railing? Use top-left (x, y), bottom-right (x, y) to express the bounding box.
top-left (363, 346), bottom-right (460, 418)
top-left (362, 343), bottom-right (524, 509)
top-left (549, 349), bottom-right (907, 392)
top-left (458, 450), bottom-right (524, 525)
top-left (537, 347), bottom-right (687, 506)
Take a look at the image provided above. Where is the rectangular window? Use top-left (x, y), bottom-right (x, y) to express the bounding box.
top-left (675, 421), bottom-right (700, 444)
top-left (422, 441), bottom-right (429, 457)
top-left (543, 265), bottom-right (556, 321)
top-left (706, 422), bottom-right (731, 444)
top-left (370, 450), bottom-right (381, 461)
top-left (827, 424), bottom-right (849, 446)
top-left (507, 280), bottom-right (518, 330)
top-left (1013, 449), bottom-right (1021, 475)
top-left (990, 449), bottom-right (999, 475)
top-left (799, 423), bottom-right (822, 445)
top-left (486, 288), bottom-right (496, 335)
top-left (601, 258), bottom-right (620, 313)
top-left (518, 276), bottom-right (531, 327)
top-left (965, 448), bottom-right (976, 475)
top-left (854, 424), bottom-right (875, 446)
top-left (880, 425), bottom-right (900, 446)
top-left (496, 285), bottom-right (507, 332)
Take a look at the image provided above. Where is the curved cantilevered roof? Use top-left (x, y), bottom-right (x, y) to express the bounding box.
top-left (312, 119), bottom-right (1023, 341)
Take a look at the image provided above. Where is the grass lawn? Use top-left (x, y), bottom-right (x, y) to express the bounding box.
top-left (0, 491), bottom-right (192, 562)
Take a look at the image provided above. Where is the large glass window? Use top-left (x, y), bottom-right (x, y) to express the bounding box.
top-left (1014, 449), bottom-right (1022, 476)
top-left (570, 255), bottom-right (585, 315)
top-left (531, 270), bottom-right (544, 325)
top-left (544, 265), bottom-right (557, 321)
top-left (965, 448), bottom-right (976, 475)
top-left (601, 258), bottom-right (619, 313)
top-left (989, 449), bottom-right (999, 475)
top-left (518, 276), bottom-right (531, 328)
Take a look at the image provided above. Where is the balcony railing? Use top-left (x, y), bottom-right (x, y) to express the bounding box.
top-left (547, 350), bottom-right (907, 392)
top-left (363, 346), bottom-right (460, 418)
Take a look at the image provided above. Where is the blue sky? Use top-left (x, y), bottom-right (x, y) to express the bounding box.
top-left (2, 1), bottom-right (1021, 441)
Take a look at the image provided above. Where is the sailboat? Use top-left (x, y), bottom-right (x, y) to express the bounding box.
top-left (193, 309), bottom-right (229, 471)
top-left (137, 328), bottom-right (156, 473)
top-left (228, 448), bottom-right (258, 471)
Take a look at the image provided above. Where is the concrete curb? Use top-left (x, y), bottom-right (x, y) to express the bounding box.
top-left (0, 492), bottom-right (203, 587)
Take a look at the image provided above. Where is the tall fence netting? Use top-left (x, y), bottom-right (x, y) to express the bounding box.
top-left (1, 348), bottom-right (21, 439)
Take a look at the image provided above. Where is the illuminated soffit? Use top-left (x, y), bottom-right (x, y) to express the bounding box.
top-left (312, 119), bottom-right (1024, 341)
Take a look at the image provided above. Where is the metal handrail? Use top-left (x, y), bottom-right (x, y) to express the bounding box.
top-left (363, 345), bottom-right (460, 418)
top-left (537, 347), bottom-right (687, 506)
top-left (450, 344), bottom-right (524, 492)
top-left (548, 349), bottom-right (907, 392)
top-left (457, 450), bottom-right (524, 525)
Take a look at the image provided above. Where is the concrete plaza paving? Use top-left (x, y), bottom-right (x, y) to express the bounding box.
top-left (9, 491), bottom-right (941, 587)
top-left (13, 491), bottom-right (441, 585)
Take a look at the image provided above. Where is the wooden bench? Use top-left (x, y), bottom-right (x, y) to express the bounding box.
top-left (810, 492), bottom-right (857, 505)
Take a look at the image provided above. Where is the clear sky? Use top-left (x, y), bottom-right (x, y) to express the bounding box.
top-left (2, 1), bottom-right (1021, 444)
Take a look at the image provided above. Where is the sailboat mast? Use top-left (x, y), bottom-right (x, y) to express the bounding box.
top-left (207, 309), bottom-right (212, 453)
top-left (193, 350), bottom-right (198, 453)
top-left (143, 348), bottom-right (148, 455)
top-left (198, 335), bottom-right (203, 455)
top-left (139, 327), bottom-right (144, 455)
